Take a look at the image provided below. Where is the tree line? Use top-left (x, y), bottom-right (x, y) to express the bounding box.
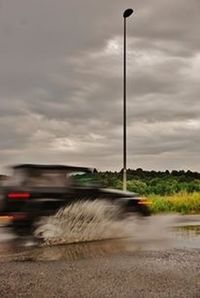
top-left (95, 168), bottom-right (200, 196)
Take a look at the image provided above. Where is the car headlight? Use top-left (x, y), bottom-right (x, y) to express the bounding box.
top-left (138, 197), bottom-right (152, 205)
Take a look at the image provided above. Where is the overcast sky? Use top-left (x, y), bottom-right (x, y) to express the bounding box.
top-left (0, 0), bottom-right (200, 172)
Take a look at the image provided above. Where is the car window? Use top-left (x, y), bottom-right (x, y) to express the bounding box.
top-left (68, 171), bottom-right (100, 187)
top-left (6, 168), bottom-right (100, 187)
top-left (22, 170), bottom-right (68, 187)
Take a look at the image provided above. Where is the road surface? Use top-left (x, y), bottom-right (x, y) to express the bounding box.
top-left (0, 247), bottom-right (199, 298)
top-left (0, 215), bottom-right (199, 297)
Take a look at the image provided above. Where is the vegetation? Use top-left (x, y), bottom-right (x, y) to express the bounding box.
top-left (95, 169), bottom-right (200, 214)
top-left (149, 192), bottom-right (200, 214)
top-left (96, 168), bottom-right (200, 196)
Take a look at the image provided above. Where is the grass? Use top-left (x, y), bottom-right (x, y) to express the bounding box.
top-left (148, 192), bottom-right (200, 214)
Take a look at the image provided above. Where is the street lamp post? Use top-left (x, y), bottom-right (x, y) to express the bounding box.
top-left (123, 8), bottom-right (134, 191)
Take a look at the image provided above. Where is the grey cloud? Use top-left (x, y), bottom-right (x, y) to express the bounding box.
top-left (0, 0), bottom-right (200, 171)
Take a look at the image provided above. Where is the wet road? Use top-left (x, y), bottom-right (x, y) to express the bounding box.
top-left (0, 216), bottom-right (200, 298)
top-left (0, 247), bottom-right (199, 298)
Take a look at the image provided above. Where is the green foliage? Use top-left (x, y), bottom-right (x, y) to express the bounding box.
top-left (96, 169), bottom-right (200, 214)
top-left (126, 180), bottom-right (148, 195)
top-left (149, 192), bottom-right (200, 214)
top-left (97, 169), bottom-right (200, 196)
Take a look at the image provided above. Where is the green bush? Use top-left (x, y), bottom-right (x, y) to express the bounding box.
top-left (127, 180), bottom-right (148, 195)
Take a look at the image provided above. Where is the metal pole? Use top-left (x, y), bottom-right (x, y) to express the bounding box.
top-left (122, 8), bottom-right (133, 191)
top-left (123, 17), bottom-right (127, 191)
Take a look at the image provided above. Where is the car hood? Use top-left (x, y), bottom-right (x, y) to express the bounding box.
top-left (99, 188), bottom-right (138, 198)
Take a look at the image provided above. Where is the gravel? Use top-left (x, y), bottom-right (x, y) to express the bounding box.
top-left (0, 247), bottom-right (200, 298)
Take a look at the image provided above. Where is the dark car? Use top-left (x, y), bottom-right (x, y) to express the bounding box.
top-left (0, 164), bottom-right (150, 235)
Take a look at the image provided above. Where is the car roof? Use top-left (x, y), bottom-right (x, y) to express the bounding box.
top-left (12, 164), bottom-right (94, 173)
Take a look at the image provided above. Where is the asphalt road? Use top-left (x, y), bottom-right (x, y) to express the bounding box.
top-left (0, 215), bottom-right (199, 298)
top-left (0, 247), bottom-right (199, 298)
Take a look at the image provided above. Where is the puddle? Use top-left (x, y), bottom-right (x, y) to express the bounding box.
top-left (0, 215), bottom-right (200, 262)
top-left (176, 225), bottom-right (200, 235)
top-left (170, 224), bottom-right (200, 249)
top-left (0, 238), bottom-right (133, 262)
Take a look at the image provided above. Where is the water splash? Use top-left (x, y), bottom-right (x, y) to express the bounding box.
top-left (34, 200), bottom-right (179, 249)
top-left (34, 200), bottom-right (131, 245)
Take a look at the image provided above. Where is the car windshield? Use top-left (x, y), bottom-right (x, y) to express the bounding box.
top-left (68, 171), bottom-right (101, 187)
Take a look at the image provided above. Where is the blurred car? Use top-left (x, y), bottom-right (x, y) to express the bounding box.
top-left (0, 164), bottom-right (151, 235)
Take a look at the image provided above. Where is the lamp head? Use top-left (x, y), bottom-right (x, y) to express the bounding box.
top-left (123, 8), bottom-right (134, 18)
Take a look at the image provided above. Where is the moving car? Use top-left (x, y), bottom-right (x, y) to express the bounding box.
top-left (0, 164), bottom-right (150, 235)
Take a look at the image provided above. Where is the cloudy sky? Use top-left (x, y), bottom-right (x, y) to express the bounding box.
top-left (0, 0), bottom-right (200, 172)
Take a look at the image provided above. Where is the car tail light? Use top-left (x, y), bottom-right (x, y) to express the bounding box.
top-left (8, 192), bottom-right (30, 199)
top-left (12, 213), bottom-right (27, 220)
